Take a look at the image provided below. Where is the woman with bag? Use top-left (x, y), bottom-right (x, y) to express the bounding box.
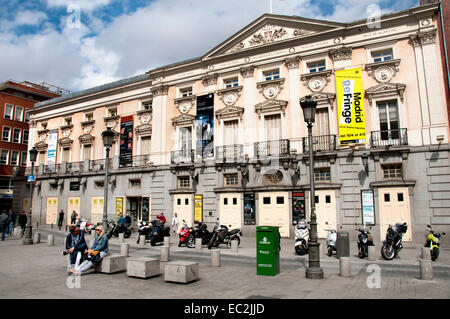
top-left (71, 225), bottom-right (109, 275)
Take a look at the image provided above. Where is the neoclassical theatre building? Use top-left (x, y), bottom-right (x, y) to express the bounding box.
top-left (28, 3), bottom-right (450, 243)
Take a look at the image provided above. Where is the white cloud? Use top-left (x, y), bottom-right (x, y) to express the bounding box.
top-left (0, 10), bottom-right (48, 31)
top-left (46, 0), bottom-right (112, 12)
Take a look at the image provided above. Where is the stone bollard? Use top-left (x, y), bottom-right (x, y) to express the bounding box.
top-left (160, 246), bottom-right (170, 262)
top-left (231, 240), bottom-right (239, 253)
top-left (14, 228), bottom-right (21, 237)
top-left (368, 246), bottom-right (376, 261)
top-left (421, 247), bottom-right (430, 260)
top-left (118, 233), bottom-right (125, 243)
top-left (33, 232), bottom-right (41, 244)
top-left (164, 236), bottom-right (170, 247)
top-left (339, 257), bottom-right (351, 277)
top-left (211, 249), bottom-right (221, 267)
top-left (47, 234), bottom-right (54, 246)
top-left (419, 259), bottom-right (433, 280)
top-left (139, 235), bottom-right (146, 246)
top-left (195, 238), bottom-right (202, 250)
top-left (120, 243), bottom-right (129, 257)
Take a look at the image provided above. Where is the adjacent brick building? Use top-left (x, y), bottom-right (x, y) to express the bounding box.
top-left (0, 80), bottom-right (62, 212)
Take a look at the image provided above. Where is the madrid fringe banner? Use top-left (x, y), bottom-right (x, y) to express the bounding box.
top-left (335, 68), bottom-right (366, 146)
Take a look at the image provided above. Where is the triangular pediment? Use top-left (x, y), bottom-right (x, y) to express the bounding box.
top-left (365, 83), bottom-right (406, 103)
top-left (204, 14), bottom-right (344, 59)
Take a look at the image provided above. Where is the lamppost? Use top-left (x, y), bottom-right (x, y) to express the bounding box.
top-left (102, 127), bottom-right (115, 232)
top-left (23, 147), bottom-right (38, 245)
top-left (300, 95), bottom-right (324, 280)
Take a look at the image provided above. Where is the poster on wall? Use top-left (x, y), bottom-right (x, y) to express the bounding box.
top-left (194, 195), bottom-right (203, 223)
top-left (361, 189), bottom-right (375, 225)
top-left (335, 68), bottom-right (366, 146)
top-left (46, 129), bottom-right (58, 172)
top-left (292, 192), bottom-right (306, 225)
top-left (142, 197), bottom-right (150, 222)
top-left (196, 94), bottom-right (214, 159)
top-left (119, 116), bottom-right (133, 168)
top-left (116, 197), bottom-right (124, 218)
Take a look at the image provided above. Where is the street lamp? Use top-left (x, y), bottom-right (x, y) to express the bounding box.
top-left (102, 127), bottom-right (115, 231)
top-left (23, 147), bottom-right (38, 245)
top-left (300, 95), bottom-right (324, 280)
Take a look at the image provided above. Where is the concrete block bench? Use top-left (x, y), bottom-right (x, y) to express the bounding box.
top-left (95, 254), bottom-right (127, 274)
top-left (164, 261), bottom-right (199, 284)
top-left (127, 257), bottom-right (160, 279)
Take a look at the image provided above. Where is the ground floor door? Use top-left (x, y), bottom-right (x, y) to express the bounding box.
top-left (67, 197), bottom-right (80, 225)
top-left (219, 193), bottom-right (242, 231)
top-left (127, 197), bottom-right (141, 225)
top-left (46, 197), bottom-right (58, 225)
top-left (314, 190), bottom-right (337, 239)
top-left (90, 197), bottom-right (104, 225)
top-left (258, 192), bottom-right (290, 237)
top-left (173, 194), bottom-right (193, 232)
top-left (378, 187), bottom-right (412, 242)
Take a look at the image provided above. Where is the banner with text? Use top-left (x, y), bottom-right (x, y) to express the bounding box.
top-left (335, 68), bottom-right (366, 146)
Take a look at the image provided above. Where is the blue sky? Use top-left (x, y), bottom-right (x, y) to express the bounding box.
top-left (0, 0), bottom-right (419, 92)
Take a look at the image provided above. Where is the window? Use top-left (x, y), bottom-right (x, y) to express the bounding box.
top-left (141, 136), bottom-right (151, 156)
top-left (15, 106), bottom-right (23, 121)
top-left (22, 130), bottom-right (29, 144)
top-left (263, 197), bottom-right (271, 205)
top-left (180, 87), bottom-right (193, 97)
top-left (326, 195), bottom-right (331, 204)
top-left (38, 151), bottom-right (45, 165)
top-left (314, 168), bottom-right (331, 182)
top-left (84, 113), bottom-right (94, 121)
top-left (4, 104), bottom-right (13, 119)
top-left (41, 122), bottom-right (48, 130)
top-left (49, 183), bottom-right (58, 191)
top-left (108, 107), bottom-right (117, 117)
top-left (315, 196), bottom-right (319, 204)
top-left (129, 179), bottom-right (141, 188)
top-left (143, 101), bottom-right (152, 110)
top-left (2, 127), bottom-right (11, 142)
top-left (384, 193), bottom-right (390, 202)
top-left (24, 111), bottom-right (30, 123)
top-left (177, 198), bottom-right (181, 205)
top-left (383, 164), bottom-right (402, 179)
top-left (224, 77), bottom-right (239, 88)
top-left (378, 100), bottom-right (399, 140)
top-left (21, 152), bottom-right (27, 166)
top-left (95, 181), bottom-right (104, 188)
top-left (12, 128), bottom-right (21, 143)
top-left (64, 117), bottom-right (72, 126)
top-left (185, 198), bottom-right (189, 205)
top-left (233, 198), bottom-right (237, 205)
top-left (10, 151), bottom-right (19, 166)
top-left (307, 61), bottom-right (326, 73)
top-left (0, 150), bottom-right (9, 164)
top-left (224, 173), bottom-right (239, 186)
top-left (62, 148), bottom-right (70, 163)
top-left (276, 197), bottom-right (284, 205)
top-left (83, 145), bottom-right (92, 161)
top-left (371, 49), bottom-right (393, 63)
top-left (397, 193), bottom-right (404, 202)
top-left (70, 182), bottom-right (80, 191)
top-left (263, 69), bottom-right (280, 81)
top-left (224, 197), bottom-right (228, 205)
top-left (178, 176), bottom-right (190, 188)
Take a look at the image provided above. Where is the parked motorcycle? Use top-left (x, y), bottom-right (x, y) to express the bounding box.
top-left (188, 221), bottom-right (213, 247)
top-left (136, 220), bottom-right (152, 244)
top-left (425, 225), bottom-right (446, 261)
top-left (294, 219), bottom-right (309, 255)
top-left (207, 219), bottom-right (242, 249)
top-left (357, 227), bottom-right (374, 259)
top-left (381, 222), bottom-right (408, 260)
top-left (107, 220), bottom-right (132, 239)
top-left (178, 220), bottom-right (194, 247)
top-left (149, 219), bottom-right (170, 246)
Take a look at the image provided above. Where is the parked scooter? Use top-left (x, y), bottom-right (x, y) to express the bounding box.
top-left (207, 219), bottom-right (242, 249)
top-left (107, 220), bottom-right (132, 239)
top-left (381, 222), bottom-right (408, 260)
top-left (425, 225), bottom-right (446, 261)
top-left (294, 219), bottom-right (309, 255)
top-left (149, 219), bottom-right (170, 246)
top-left (189, 221), bottom-right (213, 247)
top-left (76, 218), bottom-right (96, 234)
top-left (136, 220), bottom-right (152, 244)
top-left (178, 220), bottom-right (194, 247)
top-left (357, 227), bottom-right (374, 259)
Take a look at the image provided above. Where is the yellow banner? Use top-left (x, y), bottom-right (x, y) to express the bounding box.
top-left (116, 197), bottom-right (124, 218)
top-left (335, 68), bottom-right (366, 146)
top-left (194, 195), bottom-right (203, 223)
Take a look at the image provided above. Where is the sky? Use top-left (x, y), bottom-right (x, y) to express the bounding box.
top-left (0, 0), bottom-right (419, 93)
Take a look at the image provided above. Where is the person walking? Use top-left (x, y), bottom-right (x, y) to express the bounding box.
top-left (18, 211), bottom-right (27, 237)
top-left (72, 225), bottom-right (109, 276)
top-left (0, 210), bottom-right (8, 241)
top-left (7, 209), bottom-right (16, 236)
top-left (70, 210), bottom-right (78, 225)
top-left (58, 209), bottom-right (65, 230)
top-left (171, 212), bottom-right (179, 233)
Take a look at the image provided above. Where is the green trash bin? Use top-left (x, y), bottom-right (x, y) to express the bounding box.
top-left (256, 226), bottom-right (280, 276)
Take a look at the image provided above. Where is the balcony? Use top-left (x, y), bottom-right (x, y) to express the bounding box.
top-left (303, 134), bottom-right (337, 153)
top-left (67, 161), bottom-right (84, 173)
top-left (132, 155), bottom-right (153, 167)
top-left (89, 159), bottom-right (113, 171)
top-left (215, 145), bottom-right (244, 163)
top-left (171, 149), bottom-right (195, 164)
top-left (371, 129), bottom-right (408, 148)
top-left (254, 139), bottom-right (290, 158)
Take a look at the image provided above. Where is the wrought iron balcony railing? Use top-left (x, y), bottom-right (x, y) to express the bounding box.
top-left (171, 149), bottom-right (195, 164)
top-left (371, 128), bottom-right (408, 148)
top-left (303, 134), bottom-right (337, 153)
top-left (254, 139), bottom-right (290, 158)
top-left (67, 161), bottom-right (84, 173)
top-left (132, 155), bottom-right (153, 167)
top-left (215, 145), bottom-right (244, 163)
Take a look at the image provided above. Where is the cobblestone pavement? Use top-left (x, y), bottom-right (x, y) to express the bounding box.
top-left (1, 229), bottom-right (450, 300)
